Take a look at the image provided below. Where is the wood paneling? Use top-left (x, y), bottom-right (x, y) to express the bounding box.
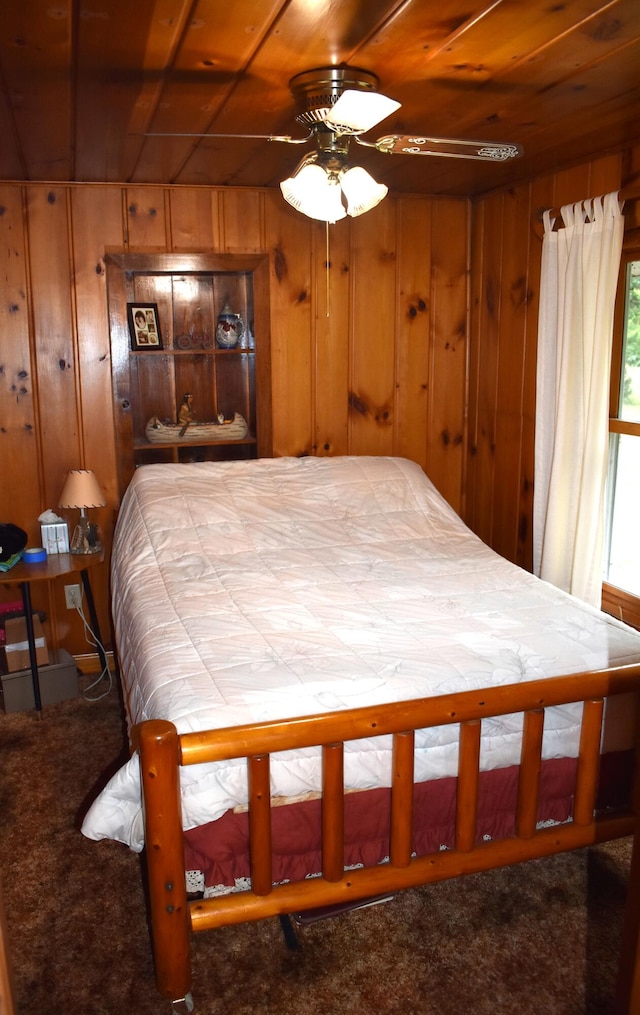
top-left (313, 217), bottom-right (351, 457)
top-left (125, 188), bottom-right (169, 249)
top-left (169, 189), bottom-right (218, 252)
top-left (349, 201), bottom-right (398, 457)
top-left (27, 186), bottom-right (80, 503)
top-left (219, 190), bottom-right (263, 254)
top-left (1, 2), bottom-right (639, 199)
top-left (428, 199), bottom-right (468, 514)
top-left (394, 198), bottom-right (432, 471)
top-left (264, 193), bottom-right (315, 458)
top-left (0, 3), bottom-right (73, 180)
top-left (1, 181), bottom-right (468, 659)
top-left (0, 187), bottom-right (40, 530)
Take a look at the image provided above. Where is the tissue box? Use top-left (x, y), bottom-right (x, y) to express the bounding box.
top-left (40, 522), bottom-right (69, 554)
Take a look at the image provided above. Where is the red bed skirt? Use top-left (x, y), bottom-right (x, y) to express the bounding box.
top-left (183, 751), bottom-right (632, 893)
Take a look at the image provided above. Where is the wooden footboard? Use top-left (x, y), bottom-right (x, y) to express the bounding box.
top-left (137, 664), bottom-right (640, 1010)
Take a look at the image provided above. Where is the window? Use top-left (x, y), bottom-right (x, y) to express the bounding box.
top-left (603, 247), bottom-right (640, 623)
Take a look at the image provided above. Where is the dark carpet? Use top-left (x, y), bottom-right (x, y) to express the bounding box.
top-left (0, 678), bottom-right (632, 1015)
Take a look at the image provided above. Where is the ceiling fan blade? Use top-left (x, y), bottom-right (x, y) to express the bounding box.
top-left (145, 132), bottom-right (312, 145)
top-left (370, 135), bottom-right (523, 161)
top-left (324, 90), bottom-right (401, 134)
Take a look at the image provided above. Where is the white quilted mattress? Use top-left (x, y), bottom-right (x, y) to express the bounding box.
top-left (81, 455), bottom-right (640, 851)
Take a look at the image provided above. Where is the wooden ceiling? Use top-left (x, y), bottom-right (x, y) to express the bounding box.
top-left (1, 0), bottom-right (639, 198)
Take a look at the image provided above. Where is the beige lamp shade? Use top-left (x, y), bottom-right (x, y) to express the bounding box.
top-left (58, 470), bottom-right (107, 509)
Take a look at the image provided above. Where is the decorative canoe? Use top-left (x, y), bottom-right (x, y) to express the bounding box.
top-left (145, 413), bottom-right (248, 444)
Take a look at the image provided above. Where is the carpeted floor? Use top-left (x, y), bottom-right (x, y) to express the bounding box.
top-left (0, 677), bottom-right (632, 1015)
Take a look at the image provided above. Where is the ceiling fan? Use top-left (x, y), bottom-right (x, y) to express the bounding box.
top-left (151, 67), bottom-right (522, 222)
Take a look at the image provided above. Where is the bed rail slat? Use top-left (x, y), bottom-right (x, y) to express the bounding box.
top-left (516, 709), bottom-right (545, 838)
top-left (390, 731), bottom-right (415, 867)
top-left (190, 812), bottom-right (634, 933)
top-left (456, 719), bottom-right (481, 852)
top-left (322, 744), bottom-right (345, 882)
top-left (574, 698), bottom-right (605, 825)
top-left (248, 755), bottom-right (272, 896)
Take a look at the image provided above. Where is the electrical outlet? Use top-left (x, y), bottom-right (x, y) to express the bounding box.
top-left (65, 584), bottom-right (82, 610)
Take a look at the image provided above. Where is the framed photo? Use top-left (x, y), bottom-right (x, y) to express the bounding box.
top-left (127, 302), bottom-right (163, 350)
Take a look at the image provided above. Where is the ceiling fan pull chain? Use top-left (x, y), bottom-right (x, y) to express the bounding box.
top-left (326, 221), bottom-right (330, 319)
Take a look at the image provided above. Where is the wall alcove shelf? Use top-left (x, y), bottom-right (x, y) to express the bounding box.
top-left (106, 253), bottom-right (273, 502)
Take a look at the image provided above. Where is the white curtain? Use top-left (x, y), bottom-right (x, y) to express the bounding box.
top-left (533, 191), bottom-right (624, 606)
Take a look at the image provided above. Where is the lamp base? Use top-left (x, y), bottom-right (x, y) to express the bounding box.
top-left (69, 516), bottom-right (102, 555)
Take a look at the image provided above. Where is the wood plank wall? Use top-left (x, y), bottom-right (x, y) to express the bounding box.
top-left (0, 185), bottom-right (468, 656)
top-left (467, 143), bottom-right (640, 575)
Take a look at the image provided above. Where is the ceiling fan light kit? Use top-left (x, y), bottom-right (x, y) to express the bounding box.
top-left (280, 66), bottom-right (521, 223)
top-left (280, 148), bottom-right (388, 223)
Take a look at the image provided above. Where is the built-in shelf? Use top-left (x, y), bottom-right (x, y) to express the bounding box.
top-left (106, 252), bottom-right (272, 500)
top-left (133, 437), bottom-right (258, 451)
top-left (129, 348), bottom-right (256, 356)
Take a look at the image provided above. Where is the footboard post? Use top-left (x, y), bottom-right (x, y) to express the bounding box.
top-left (139, 720), bottom-right (191, 1004)
top-left (615, 820), bottom-right (640, 1013)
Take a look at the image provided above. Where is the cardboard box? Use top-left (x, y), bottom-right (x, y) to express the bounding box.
top-left (4, 615), bottom-right (49, 672)
top-left (40, 522), bottom-right (69, 554)
top-left (0, 648), bottom-right (78, 712)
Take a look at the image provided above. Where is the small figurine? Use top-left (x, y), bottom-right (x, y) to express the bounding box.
top-left (178, 392), bottom-right (195, 435)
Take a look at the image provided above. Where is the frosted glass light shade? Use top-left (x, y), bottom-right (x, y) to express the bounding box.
top-left (341, 166), bottom-right (388, 218)
top-left (280, 164), bottom-right (346, 223)
top-left (326, 90), bottom-right (401, 134)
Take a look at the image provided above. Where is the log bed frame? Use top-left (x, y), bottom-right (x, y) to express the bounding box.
top-left (136, 663), bottom-right (640, 1013)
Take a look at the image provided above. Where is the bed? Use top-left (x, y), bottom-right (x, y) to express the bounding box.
top-left (81, 455), bottom-right (640, 1013)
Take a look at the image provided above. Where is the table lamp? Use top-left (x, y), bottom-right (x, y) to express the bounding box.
top-left (58, 469), bottom-right (107, 554)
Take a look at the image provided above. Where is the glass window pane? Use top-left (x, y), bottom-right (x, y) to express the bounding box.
top-left (604, 433), bottom-right (640, 596)
top-left (620, 259), bottom-right (640, 423)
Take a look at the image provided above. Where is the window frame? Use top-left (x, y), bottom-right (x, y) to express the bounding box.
top-left (601, 232), bottom-right (640, 629)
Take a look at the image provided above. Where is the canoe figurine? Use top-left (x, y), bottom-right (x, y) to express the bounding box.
top-left (146, 414), bottom-right (248, 444)
top-left (146, 395), bottom-right (248, 443)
